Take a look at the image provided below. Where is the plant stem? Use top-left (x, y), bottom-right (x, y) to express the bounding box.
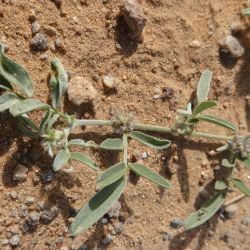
top-left (223, 194), bottom-right (246, 207)
top-left (73, 119), bottom-right (233, 141)
top-left (123, 133), bottom-right (128, 167)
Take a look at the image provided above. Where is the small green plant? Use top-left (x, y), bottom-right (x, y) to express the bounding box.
top-left (0, 44), bottom-right (249, 236)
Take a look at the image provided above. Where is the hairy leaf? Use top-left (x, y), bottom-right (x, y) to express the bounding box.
top-left (192, 100), bottom-right (217, 116)
top-left (53, 149), bottom-right (70, 171)
top-left (222, 159), bottom-right (235, 168)
top-left (100, 138), bottom-right (123, 150)
top-left (231, 178), bottom-right (250, 197)
top-left (243, 8), bottom-right (250, 16)
top-left (184, 192), bottom-right (226, 230)
top-left (39, 109), bottom-right (52, 134)
top-left (0, 92), bottom-right (20, 112)
top-left (129, 163), bottom-right (171, 189)
top-left (70, 152), bottom-right (98, 171)
top-left (68, 139), bottom-right (97, 148)
top-left (0, 44), bottom-right (33, 97)
top-left (47, 114), bottom-right (60, 130)
top-left (197, 69), bottom-right (213, 104)
top-left (9, 99), bottom-right (48, 117)
top-left (18, 123), bottom-right (38, 138)
top-left (195, 114), bottom-right (237, 131)
top-left (129, 131), bottom-right (171, 150)
top-left (97, 162), bottom-right (126, 189)
top-left (50, 58), bottom-right (68, 110)
top-left (238, 157), bottom-right (250, 171)
top-left (215, 180), bottom-right (227, 190)
top-left (70, 177), bottom-right (126, 237)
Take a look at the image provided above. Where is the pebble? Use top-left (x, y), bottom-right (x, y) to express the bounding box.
top-left (101, 217), bottom-right (108, 224)
top-left (141, 152), bottom-right (148, 159)
top-left (102, 75), bottom-right (116, 89)
top-left (40, 206), bottom-right (59, 224)
top-left (9, 234), bottom-right (20, 246)
top-left (55, 38), bottom-right (66, 52)
top-left (25, 196), bottom-right (35, 205)
top-left (31, 21), bottom-right (40, 35)
top-left (170, 218), bottom-right (183, 229)
top-left (219, 35), bottom-right (244, 58)
top-left (21, 222), bottom-right (30, 233)
top-left (107, 201), bottom-right (121, 218)
top-left (120, 0), bottom-right (147, 42)
top-left (44, 25), bottom-right (58, 36)
top-left (13, 164), bottom-right (28, 182)
top-left (41, 171), bottom-right (54, 182)
top-left (162, 232), bottom-right (173, 241)
top-left (189, 40), bottom-right (201, 48)
top-left (101, 234), bottom-right (113, 245)
top-left (0, 239), bottom-right (9, 245)
top-left (30, 33), bottom-right (48, 51)
top-left (223, 204), bottom-right (238, 219)
top-left (28, 211), bottom-right (40, 226)
top-left (114, 222), bottom-right (124, 234)
top-left (10, 191), bottom-right (18, 199)
top-left (241, 216), bottom-right (250, 226)
top-left (67, 76), bottom-right (97, 106)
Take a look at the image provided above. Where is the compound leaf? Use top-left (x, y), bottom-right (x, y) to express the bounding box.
top-left (70, 152), bottom-right (98, 171)
top-left (231, 178), bottom-right (250, 197)
top-left (0, 92), bottom-right (20, 112)
top-left (192, 100), bottom-right (217, 116)
top-left (128, 163), bottom-right (171, 189)
top-left (97, 162), bottom-right (126, 189)
top-left (53, 149), bottom-right (70, 171)
top-left (70, 177), bottom-right (126, 237)
top-left (195, 114), bottom-right (237, 131)
top-left (0, 44), bottom-right (33, 97)
top-left (184, 192), bottom-right (226, 230)
top-left (129, 131), bottom-right (171, 150)
top-left (197, 69), bottom-right (213, 104)
top-left (100, 138), bottom-right (123, 150)
top-left (9, 99), bottom-right (48, 117)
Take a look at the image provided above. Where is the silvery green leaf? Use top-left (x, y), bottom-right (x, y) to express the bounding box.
top-left (39, 109), bottom-right (52, 134)
top-left (129, 131), bottom-right (171, 150)
top-left (192, 100), bottom-right (217, 116)
top-left (0, 92), bottom-right (20, 112)
top-left (100, 138), bottom-right (123, 150)
top-left (215, 180), bottom-right (227, 190)
top-left (53, 149), bottom-right (70, 171)
top-left (47, 113), bottom-right (60, 130)
top-left (9, 99), bottom-right (48, 117)
top-left (222, 159), bottom-right (235, 168)
top-left (184, 192), bottom-right (226, 230)
top-left (128, 163), bottom-right (171, 189)
top-left (97, 162), bottom-right (126, 189)
top-left (68, 139), bottom-right (97, 148)
top-left (18, 123), bottom-right (38, 138)
top-left (70, 152), bottom-right (98, 171)
top-left (197, 69), bottom-right (213, 104)
top-left (50, 58), bottom-right (68, 110)
top-left (18, 114), bottom-right (38, 131)
top-left (70, 177), bottom-right (126, 237)
top-left (195, 114), bottom-right (237, 131)
top-left (238, 157), bottom-right (250, 171)
top-left (243, 8), bottom-right (250, 16)
top-left (231, 178), bottom-right (250, 197)
top-left (0, 44), bottom-right (33, 97)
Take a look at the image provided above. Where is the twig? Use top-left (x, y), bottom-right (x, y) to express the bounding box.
top-left (223, 194), bottom-right (246, 207)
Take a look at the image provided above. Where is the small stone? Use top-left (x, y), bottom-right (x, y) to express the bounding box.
top-left (0, 239), bottom-right (9, 245)
top-left (44, 26), bottom-right (58, 36)
top-left (170, 218), bottom-right (183, 229)
top-left (30, 33), bottom-right (48, 51)
top-left (189, 40), bottom-right (201, 48)
top-left (28, 212), bottom-right (40, 226)
top-left (201, 171), bottom-right (209, 181)
top-left (101, 218), bottom-right (108, 224)
top-left (241, 216), bottom-right (250, 226)
top-left (10, 191), bottom-right (18, 199)
top-left (219, 35), bottom-right (244, 58)
top-left (40, 54), bottom-right (48, 60)
top-left (55, 38), bottom-right (66, 52)
top-left (10, 209), bottom-right (18, 217)
top-left (220, 232), bottom-right (231, 243)
top-left (25, 196), bottom-right (35, 205)
top-left (102, 75), bottom-right (116, 89)
top-left (141, 152), bottom-right (148, 159)
top-left (114, 222), bottom-right (124, 234)
top-left (101, 234), bottom-right (113, 245)
top-left (120, 0), bottom-right (147, 42)
top-left (13, 164), bottom-right (28, 182)
top-left (21, 222), bottom-right (30, 233)
top-left (107, 201), bottom-right (121, 218)
top-left (40, 206), bottom-right (59, 224)
top-left (201, 159), bottom-right (209, 167)
top-left (9, 234), bottom-right (20, 246)
top-left (223, 204), bottom-right (238, 219)
top-left (162, 232), bottom-right (172, 241)
top-left (41, 171), bottom-right (54, 182)
top-left (31, 21), bottom-right (40, 35)
top-left (67, 76), bottom-right (98, 106)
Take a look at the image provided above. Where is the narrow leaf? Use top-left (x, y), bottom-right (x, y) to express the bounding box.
top-left (231, 178), bottom-right (250, 197)
top-left (0, 44), bottom-right (33, 97)
top-left (50, 58), bottom-right (68, 110)
top-left (0, 92), bottom-right (20, 112)
top-left (195, 114), bottom-right (237, 131)
top-left (70, 177), bottom-right (126, 237)
top-left (129, 163), bottom-right (171, 189)
top-left (18, 114), bottom-right (38, 131)
top-left (129, 131), bottom-right (171, 150)
top-left (39, 109), bottom-right (52, 134)
top-left (97, 162), bottom-right (126, 189)
top-left (68, 139), bottom-right (97, 148)
top-left (47, 114), bottom-right (60, 130)
top-left (222, 159), bottom-right (235, 168)
top-left (100, 138), bottom-right (123, 150)
top-left (243, 8), bottom-right (250, 17)
top-left (215, 180), bottom-right (227, 190)
top-left (53, 149), bottom-right (70, 171)
top-left (192, 100), bottom-right (217, 116)
top-left (18, 123), bottom-right (38, 138)
top-left (9, 99), bottom-right (48, 117)
top-left (197, 69), bottom-right (213, 104)
top-left (238, 158), bottom-right (250, 171)
top-left (184, 192), bottom-right (226, 230)
top-left (70, 152), bottom-right (98, 171)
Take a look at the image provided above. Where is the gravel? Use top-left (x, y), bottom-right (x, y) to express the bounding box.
top-left (41, 171), bottom-right (54, 182)
top-left (170, 218), bottom-right (183, 229)
top-left (30, 33), bottom-right (48, 51)
top-left (241, 216), bottom-right (250, 226)
top-left (219, 35), bottom-right (244, 58)
top-left (31, 21), bottom-right (40, 35)
top-left (13, 164), bottom-right (28, 182)
top-left (25, 196), bottom-right (35, 205)
top-left (101, 234), bottom-right (113, 245)
top-left (107, 201), bottom-right (121, 218)
top-left (28, 211), bottom-right (40, 226)
top-left (223, 204), bottom-right (238, 219)
top-left (114, 222), bottom-right (124, 234)
top-left (162, 232), bottom-right (173, 241)
top-left (102, 75), bottom-right (117, 89)
top-left (40, 206), bottom-right (59, 224)
top-left (9, 234), bottom-right (20, 246)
